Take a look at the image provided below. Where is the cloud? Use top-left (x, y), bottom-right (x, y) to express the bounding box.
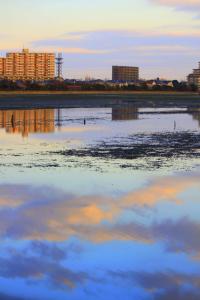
top-left (152, 217), bottom-right (200, 256)
top-left (109, 269), bottom-right (200, 289)
top-left (0, 173), bottom-right (198, 257)
top-left (0, 184), bottom-right (68, 208)
top-left (0, 293), bottom-right (30, 300)
top-left (150, 0), bottom-right (200, 10)
top-left (2, 29), bottom-right (198, 78)
top-left (30, 241), bottom-right (67, 261)
top-left (64, 48), bottom-right (110, 55)
top-left (122, 175), bottom-right (198, 207)
top-left (32, 29), bottom-right (200, 51)
top-left (108, 269), bottom-right (200, 300)
top-left (73, 216), bottom-right (200, 255)
top-left (0, 240), bottom-right (86, 293)
top-left (154, 288), bottom-right (200, 300)
top-left (0, 249), bottom-right (87, 290)
top-left (35, 46), bottom-right (110, 55)
top-left (0, 174), bottom-right (198, 245)
top-left (0, 173), bottom-right (199, 296)
top-left (29, 29), bottom-right (200, 79)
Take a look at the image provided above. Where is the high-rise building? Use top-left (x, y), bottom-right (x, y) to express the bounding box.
top-left (0, 49), bottom-right (55, 81)
top-left (187, 62), bottom-right (200, 90)
top-left (112, 66), bottom-right (139, 82)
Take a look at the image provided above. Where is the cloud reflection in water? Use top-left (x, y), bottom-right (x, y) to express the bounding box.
top-left (0, 172), bottom-right (199, 298)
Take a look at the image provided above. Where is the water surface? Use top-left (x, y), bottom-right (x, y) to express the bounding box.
top-left (0, 101), bottom-right (200, 300)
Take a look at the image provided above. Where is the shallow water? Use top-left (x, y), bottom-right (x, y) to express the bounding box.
top-left (0, 103), bottom-right (200, 300)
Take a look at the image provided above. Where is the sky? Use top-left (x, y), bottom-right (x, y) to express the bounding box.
top-left (0, 0), bottom-right (200, 79)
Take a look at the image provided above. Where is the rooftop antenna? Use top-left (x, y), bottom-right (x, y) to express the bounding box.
top-left (56, 53), bottom-right (64, 79)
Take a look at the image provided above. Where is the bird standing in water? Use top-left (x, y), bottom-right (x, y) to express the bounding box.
top-left (174, 120), bottom-right (176, 131)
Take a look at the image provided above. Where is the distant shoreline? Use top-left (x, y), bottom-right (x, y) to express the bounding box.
top-left (0, 90), bottom-right (198, 96)
top-left (0, 90), bottom-right (199, 110)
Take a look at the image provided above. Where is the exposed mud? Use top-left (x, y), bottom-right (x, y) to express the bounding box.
top-left (51, 131), bottom-right (200, 170)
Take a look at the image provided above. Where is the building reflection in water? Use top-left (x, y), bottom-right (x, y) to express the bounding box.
top-left (0, 109), bottom-right (55, 137)
top-left (112, 105), bottom-right (138, 121)
top-left (188, 108), bottom-right (200, 127)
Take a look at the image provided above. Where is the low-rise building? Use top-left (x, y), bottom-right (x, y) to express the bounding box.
top-left (146, 78), bottom-right (174, 89)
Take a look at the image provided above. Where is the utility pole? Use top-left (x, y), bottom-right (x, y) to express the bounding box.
top-left (55, 53), bottom-right (63, 80)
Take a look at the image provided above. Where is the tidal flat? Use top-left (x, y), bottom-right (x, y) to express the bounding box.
top-left (0, 94), bottom-right (200, 300)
